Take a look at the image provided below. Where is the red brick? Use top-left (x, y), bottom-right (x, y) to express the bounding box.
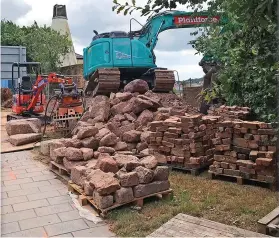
top-left (156, 137), bottom-right (162, 143)
top-left (233, 146), bottom-right (251, 154)
top-left (237, 153), bottom-right (248, 160)
top-left (249, 151), bottom-right (258, 160)
top-left (221, 162), bottom-right (229, 169)
top-left (174, 139), bottom-right (183, 145)
top-left (256, 158), bottom-right (273, 166)
top-left (168, 127), bottom-right (182, 134)
top-left (229, 163), bottom-right (237, 170)
top-left (215, 132), bottom-right (232, 139)
top-left (239, 166), bottom-right (255, 175)
top-left (189, 142), bottom-right (202, 149)
top-left (156, 125), bottom-right (169, 132)
top-left (213, 161), bottom-right (221, 167)
top-left (248, 140), bottom-right (258, 149)
top-left (224, 169), bottom-right (240, 176)
top-left (199, 124), bottom-right (207, 131)
top-left (215, 144), bottom-right (231, 151)
top-left (236, 160), bottom-right (255, 168)
top-left (253, 135), bottom-right (261, 141)
top-left (222, 138), bottom-right (231, 145)
top-left (162, 141), bottom-right (175, 148)
top-left (258, 129), bottom-right (276, 135)
top-left (171, 147), bottom-right (184, 157)
top-left (242, 121), bottom-right (260, 129)
top-left (189, 157), bottom-right (201, 165)
top-left (268, 146), bottom-right (276, 152)
top-left (233, 138), bottom-right (248, 148)
top-left (159, 146), bottom-right (171, 153)
top-left (212, 138), bottom-right (221, 145)
top-left (164, 132), bottom-right (178, 139)
top-left (244, 134), bottom-right (253, 140)
top-left (150, 121), bottom-right (162, 132)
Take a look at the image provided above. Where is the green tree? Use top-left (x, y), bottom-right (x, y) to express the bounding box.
top-left (112, 0), bottom-right (278, 122)
top-left (1, 20), bottom-right (72, 73)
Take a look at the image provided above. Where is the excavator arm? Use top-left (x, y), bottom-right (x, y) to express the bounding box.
top-left (136, 11), bottom-right (227, 52)
top-left (26, 73), bottom-right (74, 112)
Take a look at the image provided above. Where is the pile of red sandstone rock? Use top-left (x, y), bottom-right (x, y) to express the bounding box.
top-left (209, 120), bottom-right (277, 183)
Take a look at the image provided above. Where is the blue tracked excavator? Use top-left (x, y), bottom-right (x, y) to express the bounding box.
top-left (83, 10), bottom-right (227, 96)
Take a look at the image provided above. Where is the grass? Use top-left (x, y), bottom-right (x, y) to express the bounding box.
top-left (107, 171), bottom-right (278, 237)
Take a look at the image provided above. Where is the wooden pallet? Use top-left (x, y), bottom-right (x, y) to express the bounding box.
top-left (258, 206), bottom-right (279, 236)
top-left (68, 180), bottom-right (173, 217)
top-left (50, 161), bottom-right (70, 182)
top-left (208, 171), bottom-right (276, 190)
top-left (159, 162), bottom-right (210, 176)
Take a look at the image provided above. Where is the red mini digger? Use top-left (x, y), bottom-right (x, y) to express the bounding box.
top-left (8, 62), bottom-right (84, 134)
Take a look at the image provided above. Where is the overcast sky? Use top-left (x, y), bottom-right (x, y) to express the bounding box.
top-left (1, 0), bottom-right (205, 80)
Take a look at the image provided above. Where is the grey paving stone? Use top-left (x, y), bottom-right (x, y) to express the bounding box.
top-left (58, 210), bottom-right (81, 222)
top-left (7, 187), bottom-right (40, 197)
top-left (71, 225), bottom-right (115, 237)
top-left (47, 195), bottom-right (71, 205)
top-left (32, 174), bottom-right (57, 182)
top-left (2, 169), bottom-right (27, 176)
top-left (2, 227), bottom-right (47, 237)
top-left (44, 219), bottom-right (89, 236)
top-left (26, 167), bottom-right (46, 172)
top-left (35, 203), bottom-right (74, 216)
top-left (12, 165), bottom-right (35, 171)
top-left (1, 184), bottom-right (21, 192)
top-left (2, 209), bottom-right (37, 224)
top-left (1, 205), bottom-right (14, 214)
top-left (39, 184), bottom-right (66, 192)
top-left (19, 214), bottom-right (61, 230)
top-left (1, 221), bottom-right (20, 235)
top-left (16, 171), bottom-right (43, 179)
top-left (51, 232), bottom-right (73, 237)
top-left (1, 192), bottom-right (8, 198)
top-left (4, 177), bottom-right (33, 186)
top-left (49, 179), bottom-right (65, 185)
top-left (1, 175), bottom-right (18, 181)
top-left (58, 188), bottom-right (69, 195)
top-left (27, 190), bottom-right (61, 201)
top-left (1, 195), bottom-right (28, 206)
top-left (2, 167), bottom-right (12, 172)
top-left (13, 198), bottom-right (49, 212)
top-left (83, 219), bottom-right (106, 228)
top-left (20, 180), bottom-right (50, 189)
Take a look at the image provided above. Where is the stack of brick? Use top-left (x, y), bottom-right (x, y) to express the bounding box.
top-left (209, 120), bottom-right (277, 183)
top-left (148, 114), bottom-right (220, 170)
top-left (208, 105), bottom-right (250, 120)
top-left (209, 121), bottom-right (236, 176)
top-left (70, 153), bottom-right (171, 209)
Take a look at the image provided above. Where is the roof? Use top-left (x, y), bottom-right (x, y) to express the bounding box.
top-left (75, 53), bottom-right (83, 59)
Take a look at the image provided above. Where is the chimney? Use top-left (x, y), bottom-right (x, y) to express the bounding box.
top-left (51, 4), bottom-right (77, 67)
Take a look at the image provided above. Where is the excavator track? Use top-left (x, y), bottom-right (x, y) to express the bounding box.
top-left (85, 68), bottom-right (120, 96)
top-left (152, 69), bottom-right (176, 92)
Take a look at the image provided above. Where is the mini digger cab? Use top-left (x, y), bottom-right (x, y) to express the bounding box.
top-left (8, 62), bottom-right (84, 134)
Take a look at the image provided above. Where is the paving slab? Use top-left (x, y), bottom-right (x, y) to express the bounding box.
top-left (1, 221), bottom-right (21, 235)
top-left (35, 203), bottom-right (75, 217)
top-left (71, 225), bottom-right (115, 237)
top-left (19, 214), bottom-right (61, 230)
top-left (2, 209), bottom-right (37, 224)
top-left (2, 227), bottom-right (47, 237)
top-left (44, 219), bottom-right (89, 236)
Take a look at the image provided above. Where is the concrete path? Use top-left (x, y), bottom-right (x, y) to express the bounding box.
top-left (1, 150), bottom-right (115, 237)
